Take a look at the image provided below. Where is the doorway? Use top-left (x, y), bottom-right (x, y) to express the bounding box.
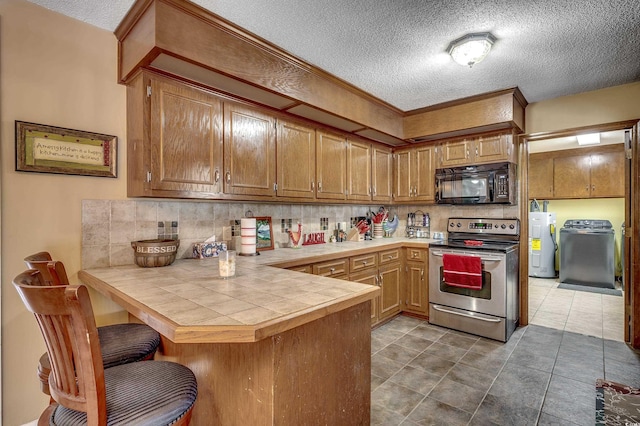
top-left (520, 120), bottom-right (638, 345)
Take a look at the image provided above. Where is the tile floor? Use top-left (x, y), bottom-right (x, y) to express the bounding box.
top-left (370, 315), bottom-right (640, 425)
top-left (528, 277), bottom-right (625, 341)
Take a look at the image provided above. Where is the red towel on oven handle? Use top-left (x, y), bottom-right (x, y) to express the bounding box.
top-left (442, 253), bottom-right (483, 290)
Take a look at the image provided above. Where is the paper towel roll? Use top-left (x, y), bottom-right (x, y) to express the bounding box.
top-left (240, 218), bottom-right (257, 254)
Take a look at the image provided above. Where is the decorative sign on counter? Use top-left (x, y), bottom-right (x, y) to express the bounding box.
top-left (302, 232), bottom-right (326, 245)
top-left (15, 121), bottom-right (117, 178)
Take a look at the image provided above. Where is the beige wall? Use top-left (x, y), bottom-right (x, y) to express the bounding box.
top-left (525, 81), bottom-right (640, 134)
top-left (1, 1), bottom-right (128, 424)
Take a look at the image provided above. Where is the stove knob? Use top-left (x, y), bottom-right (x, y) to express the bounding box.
top-left (509, 224), bottom-right (515, 229)
top-left (456, 222), bottom-right (462, 228)
top-left (501, 224), bottom-right (506, 229)
top-left (449, 223), bottom-right (455, 228)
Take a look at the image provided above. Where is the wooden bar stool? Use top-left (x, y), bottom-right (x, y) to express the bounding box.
top-left (14, 269), bottom-right (198, 425)
top-left (24, 252), bottom-right (161, 396)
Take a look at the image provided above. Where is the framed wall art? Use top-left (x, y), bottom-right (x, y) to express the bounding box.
top-left (15, 121), bottom-right (117, 178)
top-left (255, 216), bottom-right (274, 251)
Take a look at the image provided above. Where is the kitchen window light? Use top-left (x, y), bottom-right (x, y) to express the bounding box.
top-left (448, 32), bottom-right (496, 68)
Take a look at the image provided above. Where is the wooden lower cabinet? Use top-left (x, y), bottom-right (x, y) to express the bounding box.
top-left (378, 262), bottom-right (402, 321)
top-left (288, 247), bottom-right (422, 326)
top-left (404, 248), bottom-right (429, 316)
top-left (350, 268), bottom-right (380, 324)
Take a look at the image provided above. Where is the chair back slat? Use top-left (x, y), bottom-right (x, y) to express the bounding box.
top-left (24, 252), bottom-right (69, 285)
top-left (14, 270), bottom-right (107, 423)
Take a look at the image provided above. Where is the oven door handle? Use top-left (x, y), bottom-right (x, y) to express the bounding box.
top-left (430, 251), bottom-right (502, 262)
top-left (432, 305), bottom-right (502, 323)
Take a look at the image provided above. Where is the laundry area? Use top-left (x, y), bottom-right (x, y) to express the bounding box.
top-left (528, 198), bottom-right (624, 293)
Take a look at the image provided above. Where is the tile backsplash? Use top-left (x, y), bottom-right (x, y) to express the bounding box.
top-left (82, 199), bottom-right (516, 268)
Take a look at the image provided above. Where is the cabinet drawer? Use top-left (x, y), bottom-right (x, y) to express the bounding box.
top-left (378, 249), bottom-right (401, 265)
top-left (349, 253), bottom-right (378, 273)
top-left (406, 248), bottom-right (427, 262)
top-left (313, 259), bottom-right (349, 277)
top-left (288, 265), bottom-right (312, 274)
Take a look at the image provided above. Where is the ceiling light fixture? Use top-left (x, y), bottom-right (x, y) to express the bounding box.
top-left (576, 133), bottom-right (601, 146)
top-left (448, 32), bottom-right (496, 68)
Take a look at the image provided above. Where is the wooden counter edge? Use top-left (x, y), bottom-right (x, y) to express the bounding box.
top-left (79, 269), bottom-right (380, 344)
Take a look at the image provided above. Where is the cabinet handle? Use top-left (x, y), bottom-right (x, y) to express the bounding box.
top-left (362, 261), bottom-right (367, 265)
top-left (466, 149), bottom-right (470, 158)
top-left (330, 267), bottom-right (335, 274)
top-left (379, 273), bottom-right (383, 285)
top-left (375, 275), bottom-right (380, 286)
top-left (373, 186), bottom-right (377, 195)
top-left (214, 170), bottom-right (220, 183)
top-left (226, 171), bottom-right (231, 183)
top-left (318, 181), bottom-right (322, 191)
top-left (311, 181), bottom-right (315, 190)
top-left (387, 254), bottom-right (393, 259)
top-left (421, 269), bottom-right (424, 279)
top-left (412, 252), bottom-right (418, 258)
top-left (592, 184), bottom-right (595, 192)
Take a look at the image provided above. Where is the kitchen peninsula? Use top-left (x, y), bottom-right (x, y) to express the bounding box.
top-left (79, 238), bottom-right (434, 425)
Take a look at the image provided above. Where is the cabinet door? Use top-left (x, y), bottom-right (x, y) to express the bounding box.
top-left (149, 77), bottom-right (223, 193)
top-left (475, 134), bottom-right (511, 164)
top-left (405, 261), bottom-right (428, 315)
top-left (393, 149), bottom-right (413, 202)
top-left (347, 139), bottom-right (372, 201)
top-left (414, 145), bottom-right (435, 201)
top-left (224, 103), bottom-right (276, 197)
top-left (350, 270), bottom-right (380, 324)
top-left (553, 155), bottom-right (591, 198)
top-left (528, 154), bottom-right (554, 199)
top-left (440, 139), bottom-right (473, 167)
top-left (276, 119), bottom-right (316, 199)
top-left (316, 131), bottom-right (347, 200)
top-left (378, 262), bottom-right (402, 320)
top-left (372, 146), bottom-right (393, 202)
top-left (590, 150), bottom-right (625, 198)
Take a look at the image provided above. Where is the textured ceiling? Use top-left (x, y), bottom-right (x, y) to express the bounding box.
top-left (25, 0), bottom-right (640, 111)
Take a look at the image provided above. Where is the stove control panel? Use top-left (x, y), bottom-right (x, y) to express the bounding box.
top-left (448, 217), bottom-right (520, 236)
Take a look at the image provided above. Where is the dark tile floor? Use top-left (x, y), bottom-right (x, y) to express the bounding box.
top-left (370, 315), bottom-right (640, 425)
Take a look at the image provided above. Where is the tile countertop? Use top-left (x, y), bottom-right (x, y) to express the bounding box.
top-left (78, 237), bottom-right (437, 344)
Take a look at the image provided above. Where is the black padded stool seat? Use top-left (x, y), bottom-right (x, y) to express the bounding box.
top-left (97, 323), bottom-right (161, 368)
top-left (49, 360), bottom-right (198, 426)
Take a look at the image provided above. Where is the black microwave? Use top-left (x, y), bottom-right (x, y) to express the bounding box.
top-left (435, 162), bottom-right (516, 205)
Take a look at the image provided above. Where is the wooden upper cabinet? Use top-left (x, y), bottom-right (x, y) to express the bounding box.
top-left (372, 146), bottom-right (393, 202)
top-left (440, 133), bottom-right (515, 167)
top-left (590, 150), bottom-right (625, 197)
top-left (347, 139), bottom-right (372, 201)
top-left (535, 144), bottom-right (625, 200)
top-left (553, 155), bottom-right (591, 198)
top-left (414, 145), bottom-right (435, 201)
top-left (127, 71), bottom-right (224, 198)
top-left (393, 145), bottom-right (435, 202)
top-left (528, 154), bottom-right (554, 200)
top-left (440, 138), bottom-right (473, 167)
top-left (276, 119), bottom-right (316, 199)
top-left (475, 134), bottom-right (512, 163)
top-left (224, 102), bottom-right (276, 197)
top-left (393, 149), bottom-right (413, 202)
top-left (316, 130), bottom-right (347, 200)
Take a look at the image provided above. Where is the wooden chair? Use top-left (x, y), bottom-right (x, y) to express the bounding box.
top-left (14, 269), bottom-right (198, 425)
top-left (24, 252), bottom-right (162, 396)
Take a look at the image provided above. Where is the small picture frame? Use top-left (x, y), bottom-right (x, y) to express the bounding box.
top-left (255, 216), bottom-right (274, 251)
top-left (15, 121), bottom-right (117, 178)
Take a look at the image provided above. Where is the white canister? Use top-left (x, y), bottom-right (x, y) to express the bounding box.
top-left (240, 218), bottom-right (257, 255)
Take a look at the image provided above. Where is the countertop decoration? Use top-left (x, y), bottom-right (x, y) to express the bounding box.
top-left (287, 223), bottom-right (303, 248)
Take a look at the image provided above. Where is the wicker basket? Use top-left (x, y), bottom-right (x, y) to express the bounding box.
top-left (131, 239), bottom-right (180, 267)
